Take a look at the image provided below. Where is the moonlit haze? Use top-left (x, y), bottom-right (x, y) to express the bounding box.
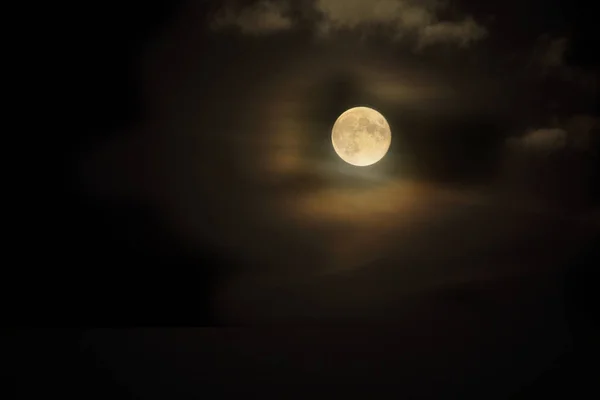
top-left (66, 1), bottom-right (599, 397)
top-left (79, 0), bottom-right (599, 325)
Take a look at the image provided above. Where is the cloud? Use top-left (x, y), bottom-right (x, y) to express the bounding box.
top-left (507, 128), bottom-right (568, 152)
top-left (209, 0), bottom-right (487, 48)
top-left (417, 17), bottom-right (487, 48)
top-left (500, 116), bottom-right (599, 210)
top-left (539, 37), bottom-right (568, 69)
top-left (506, 115), bottom-right (599, 153)
top-left (314, 0), bottom-right (487, 48)
top-left (315, 0), bottom-right (429, 29)
top-left (210, 1), bottom-right (293, 35)
top-left (531, 35), bottom-right (598, 89)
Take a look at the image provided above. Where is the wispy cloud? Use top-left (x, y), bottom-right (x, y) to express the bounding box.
top-left (531, 35), bottom-right (598, 90)
top-left (506, 128), bottom-right (568, 152)
top-left (417, 17), bottom-right (487, 48)
top-left (507, 115), bottom-right (599, 153)
top-left (210, 1), bottom-right (293, 35)
top-left (538, 36), bottom-right (568, 69)
top-left (210, 0), bottom-right (487, 49)
top-left (314, 0), bottom-right (487, 48)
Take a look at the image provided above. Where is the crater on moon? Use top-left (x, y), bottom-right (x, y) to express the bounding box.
top-left (331, 106), bottom-right (392, 167)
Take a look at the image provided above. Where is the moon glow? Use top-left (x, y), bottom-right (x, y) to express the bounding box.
top-left (331, 107), bottom-right (392, 166)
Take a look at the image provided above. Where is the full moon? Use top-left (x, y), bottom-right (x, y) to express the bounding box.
top-left (331, 106), bottom-right (392, 166)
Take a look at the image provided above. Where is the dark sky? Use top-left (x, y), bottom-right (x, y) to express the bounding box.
top-left (15, 0), bottom-right (599, 398)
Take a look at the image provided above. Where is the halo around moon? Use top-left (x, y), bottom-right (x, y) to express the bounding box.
top-left (331, 106), bottom-right (392, 167)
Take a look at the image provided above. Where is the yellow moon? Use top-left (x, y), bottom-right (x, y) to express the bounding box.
top-left (331, 107), bottom-right (392, 166)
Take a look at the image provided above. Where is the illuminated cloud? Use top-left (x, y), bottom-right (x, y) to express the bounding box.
top-left (210, 0), bottom-right (487, 48)
top-left (500, 116), bottom-right (599, 210)
top-left (507, 128), bottom-right (568, 152)
top-left (506, 116), bottom-right (599, 153)
top-left (314, 0), bottom-right (487, 48)
top-left (531, 35), bottom-right (598, 89)
top-left (210, 1), bottom-right (293, 35)
top-left (417, 17), bottom-right (487, 48)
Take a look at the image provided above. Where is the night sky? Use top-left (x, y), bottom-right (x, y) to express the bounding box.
top-left (10, 0), bottom-right (599, 398)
